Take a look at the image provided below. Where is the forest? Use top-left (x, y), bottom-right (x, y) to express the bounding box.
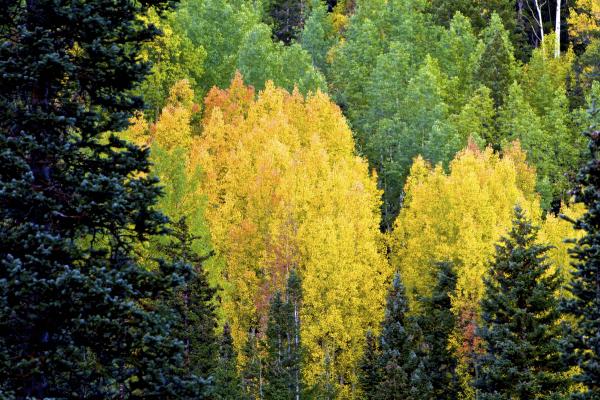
top-left (1, 0), bottom-right (600, 398)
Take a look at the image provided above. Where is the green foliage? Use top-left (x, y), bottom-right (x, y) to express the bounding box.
top-left (238, 23), bottom-right (327, 93)
top-left (562, 91), bottom-right (600, 399)
top-left (417, 262), bottom-right (459, 400)
top-left (0, 0), bottom-right (205, 397)
top-left (176, 0), bottom-right (259, 93)
top-left (499, 82), bottom-right (582, 209)
top-left (435, 12), bottom-right (480, 113)
top-left (366, 56), bottom-right (461, 229)
top-left (428, 0), bottom-right (514, 33)
top-left (301, 0), bottom-right (336, 75)
top-left (447, 85), bottom-right (495, 146)
top-left (138, 10), bottom-right (206, 120)
top-left (475, 207), bottom-right (569, 399)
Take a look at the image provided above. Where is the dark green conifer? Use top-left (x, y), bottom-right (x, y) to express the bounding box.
top-left (474, 12), bottom-right (517, 109)
top-left (562, 97), bottom-right (600, 398)
top-left (0, 0), bottom-right (204, 397)
top-left (376, 273), bottom-right (432, 399)
top-left (213, 323), bottom-right (244, 400)
top-left (417, 261), bottom-right (459, 399)
top-left (475, 207), bottom-right (569, 399)
top-left (158, 218), bottom-right (218, 381)
top-left (266, 0), bottom-right (306, 45)
top-left (358, 330), bottom-right (381, 400)
top-left (241, 327), bottom-right (263, 400)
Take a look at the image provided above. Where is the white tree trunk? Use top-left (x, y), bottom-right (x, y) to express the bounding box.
top-left (534, 0), bottom-right (545, 51)
top-left (555, 0), bottom-right (561, 57)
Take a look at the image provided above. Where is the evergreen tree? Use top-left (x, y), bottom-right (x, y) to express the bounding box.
top-left (158, 218), bottom-right (218, 381)
top-left (417, 261), bottom-right (459, 400)
top-left (562, 93), bottom-right (600, 398)
top-left (0, 0), bottom-right (204, 397)
top-left (266, 0), bottom-right (307, 44)
top-left (376, 273), bottom-right (432, 399)
top-left (358, 330), bottom-right (381, 400)
top-left (263, 270), bottom-right (302, 400)
top-left (241, 327), bottom-right (264, 400)
top-left (213, 323), bottom-right (244, 400)
top-left (474, 12), bottom-right (517, 108)
top-left (475, 207), bottom-right (569, 399)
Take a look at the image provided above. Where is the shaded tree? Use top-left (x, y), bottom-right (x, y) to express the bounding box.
top-left (0, 0), bottom-right (205, 397)
top-left (213, 323), bottom-right (244, 399)
top-left (475, 207), bottom-right (569, 399)
top-left (375, 273), bottom-right (432, 399)
top-left (561, 90), bottom-right (600, 399)
top-left (417, 261), bottom-right (459, 399)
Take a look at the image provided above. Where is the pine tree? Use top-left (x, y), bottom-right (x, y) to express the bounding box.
top-left (213, 323), bottom-right (244, 400)
top-left (376, 273), bottom-right (432, 399)
top-left (475, 207), bottom-right (569, 399)
top-left (0, 0), bottom-right (204, 397)
top-left (562, 93), bottom-right (600, 398)
top-left (358, 330), bottom-right (381, 400)
top-left (417, 261), bottom-right (459, 400)
top-left (158, 218), bottom-right (218, 381)
top-left (263, 270), bottom-right (303, 400)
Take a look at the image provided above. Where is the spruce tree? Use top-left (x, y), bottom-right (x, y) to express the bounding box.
top-left (562, 95), bottom-right (600, 398)
top-left (263, 270), bottom-right (302, 400)
top-left (417, 261), bottom-right (459, 400)
top-left (358, 330), bottom-right (381, 400)
top-left (376, 273), bottom-right (432, 399)
top-left (0, 0), bottom-right (204, 397)
top-left (213, 323), bottom-right (244, 400)
top-left (475, 207), bottom-right (569, 399)
top-left (158, 218), bottom-right (218, 381)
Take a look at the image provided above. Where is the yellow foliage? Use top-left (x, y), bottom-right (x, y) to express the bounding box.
top-left (568, 0), bottom-right (600, 45)
top-left (390, 143), bottom-right (541, 311)
top-left (197, 77), bottom-right (390, 395)
top-left (539, 202), bottom-right (586, 293)
top-left (123, 112), bottom-right (151, 148)
top-left (390, 142), bottom-right (583, 398)
top-left (151, 80), bottom-right (198, 150)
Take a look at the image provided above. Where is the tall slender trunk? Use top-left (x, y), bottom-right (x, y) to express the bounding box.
top-left (534, 0), bottom-right (545, 51)
top-left (555, 0), bottom-right (561, 57)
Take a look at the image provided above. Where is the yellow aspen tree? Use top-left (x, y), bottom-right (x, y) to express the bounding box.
top-left (121, 80), bottom-right (213, 270)
top-left (539, 203), bottom-right (586, 292)
top-left (197, 76), bottom-right (390, 397)
top-left (389, 141), bottom-right (541, 399)
top-left (568, 0), bottom-right (600, 46)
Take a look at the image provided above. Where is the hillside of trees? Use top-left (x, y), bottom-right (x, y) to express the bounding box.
top-left (1, 0), bottom-right (600, 398)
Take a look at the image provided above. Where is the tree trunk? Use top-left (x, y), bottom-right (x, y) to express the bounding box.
top-left (555, 0), bottom-right (561, 57)
top-left (534, 0), bottom-right (545, 51)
